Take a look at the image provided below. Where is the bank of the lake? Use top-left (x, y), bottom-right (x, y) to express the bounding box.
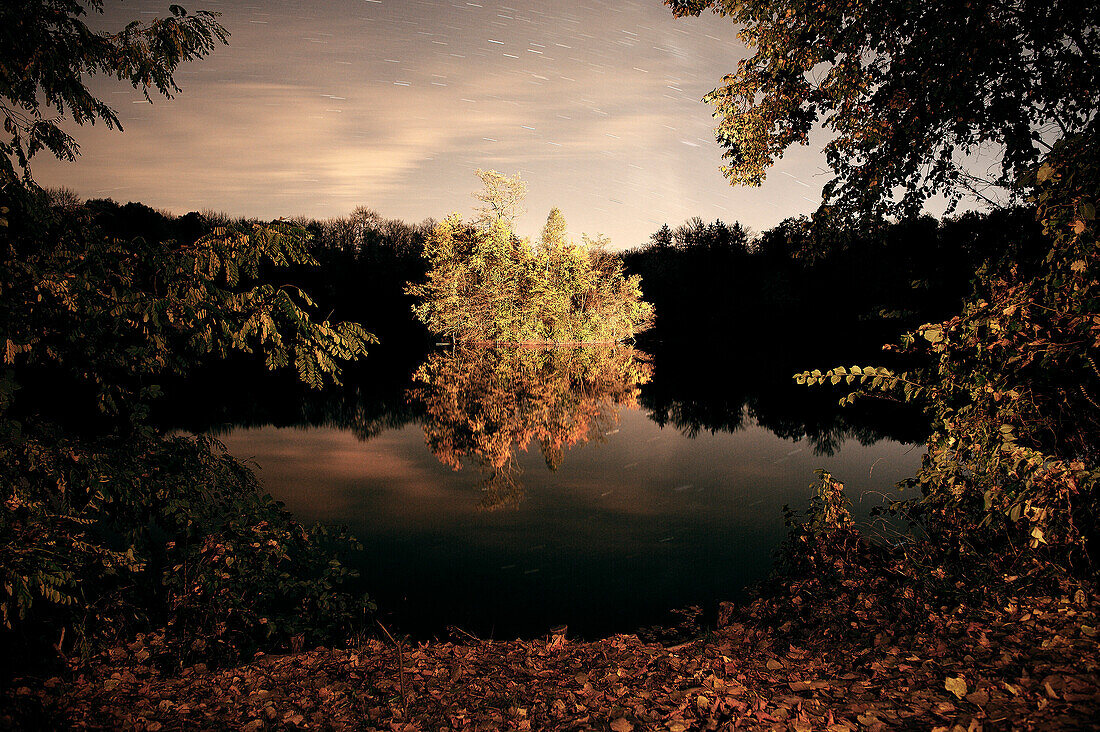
top-left (6, 543), bottom-right (1098, 731)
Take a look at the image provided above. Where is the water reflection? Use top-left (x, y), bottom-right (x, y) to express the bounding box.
top-left (408, 345), bottom-right (653, 509)
top-left (156, 340), bottom-right (927, 638)
top-left (638, 338), bottom-right (930, 456)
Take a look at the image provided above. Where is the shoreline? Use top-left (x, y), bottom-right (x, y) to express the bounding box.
top-left (6, 552), bottom-right (1097, 731)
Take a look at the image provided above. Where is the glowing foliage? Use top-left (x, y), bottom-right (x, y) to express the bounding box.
top-left (472, 169), bottom-right (528, 231)
top-left (408, 173), bottom-right (654, 343)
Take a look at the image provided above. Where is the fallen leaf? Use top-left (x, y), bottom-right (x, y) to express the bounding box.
top-left (965, 690), bottom-right (989, 706)
top-left (945, 676), bottom-right (968, 699)
top-left (610, 718), bottom-right (633, 732)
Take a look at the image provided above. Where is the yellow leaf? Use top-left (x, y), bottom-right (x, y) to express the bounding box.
top-left (945, 676), bottom-right (967, 699)
top-left (610, 718), bottom-right (634, 732)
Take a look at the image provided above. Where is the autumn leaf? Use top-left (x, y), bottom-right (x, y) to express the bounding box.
top-left (966, 689), bottom-right (989, 706)
top-left (609, 717), bottom-right (634, 732)
top-left (945, 676), bottom-right (968, 699)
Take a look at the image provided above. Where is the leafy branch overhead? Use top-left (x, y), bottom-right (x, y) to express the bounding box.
top-left (665, 0), bottom-right (1098, 219)
top-left (0, 1), bottom-right (229, 185)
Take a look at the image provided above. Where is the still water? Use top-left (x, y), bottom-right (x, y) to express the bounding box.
top-left (181, 344), bottom-right (924, 640)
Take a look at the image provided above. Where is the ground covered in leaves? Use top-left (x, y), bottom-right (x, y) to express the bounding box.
top-left (4, 561), bottom-right (1099, 731)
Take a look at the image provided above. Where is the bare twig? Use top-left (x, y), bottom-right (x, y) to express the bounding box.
top-left (376, 621), bottom-right (408, 717)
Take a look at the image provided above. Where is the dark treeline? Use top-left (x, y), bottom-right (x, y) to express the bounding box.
top-left (288, 207), bottom-right (433, 343)
top-left (622, 207), bottom-right (1042, 441)
top-left (66, 195), bottom-right (1050, 458)
top-left (623, 207), bottom-right (1044, 350)
top-left (73, 196), bottom-right (433, 345)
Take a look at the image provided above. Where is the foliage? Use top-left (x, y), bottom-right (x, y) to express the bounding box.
top-left (472, 169), bottom-right (528, 231)
top-left (770, 470), bottom-right (870, 601)
top-left (666, 0), bottom-right (1098, 219)
top-left (1, 427), bottom-right (368, 665)
top-left (0, 190), bottom-right (375, 665)
top-left (408, 173), bottom-right (654, 343)
top-left (409, 345), bottom-right (652, 508)
top-left (0, 3), bottom-right (376, 666)
top-left (798, 138), bottom-right (1100, 566)
top-left (540, 206), bottom-right (569, 251)
top-left (674, 0), bottom-right (1100, 571)
top-left (2, 191), bottom-right (375, 423)
top-left (0, 1), bottom-right (228, 186)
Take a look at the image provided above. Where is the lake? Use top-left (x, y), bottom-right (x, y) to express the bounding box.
top-left (165, 339), bottom-right (926, 640)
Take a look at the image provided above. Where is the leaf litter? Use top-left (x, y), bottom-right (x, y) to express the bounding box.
top-left (4, 573), bottom-right (1098, 731)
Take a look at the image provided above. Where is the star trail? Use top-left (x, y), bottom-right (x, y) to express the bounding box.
top-left (33, 0), bottom-right (830, 248)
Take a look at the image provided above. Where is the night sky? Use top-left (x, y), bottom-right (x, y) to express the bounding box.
top-left (33, 0), bottom-right (832, 249)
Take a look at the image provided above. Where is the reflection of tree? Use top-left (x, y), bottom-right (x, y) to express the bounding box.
top-left (639, 340), bottom-right (929, 455)
top-left (155, 352), bottom-right (424, 441)
top-left (409, 346), bottom-right (652, 509)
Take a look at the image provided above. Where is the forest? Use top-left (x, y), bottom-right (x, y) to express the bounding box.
top-left (2, 0), bottom-right (1098, 729)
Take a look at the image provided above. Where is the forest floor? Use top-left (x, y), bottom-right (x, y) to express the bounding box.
top-left (4, 544), bottom-right (1099, 731)
top-left (6, 592), bottom-right (1099, 730)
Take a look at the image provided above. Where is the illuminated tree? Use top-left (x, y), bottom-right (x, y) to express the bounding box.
top-left (472, 169), bottom-right (528, 230)
top-left (540, 207), bottom-right (569, 251)
top-left (407, 172), bottom-right (655, 343)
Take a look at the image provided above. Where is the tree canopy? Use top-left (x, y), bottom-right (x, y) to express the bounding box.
top-left (408, 171), bottom-right (654, 343)
top-left (0, 0), bottom-right (229, 187)
top-left (472, 169), bottom-right (528, 231)
top-left (666, 0), bottom-right (1099, 218)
